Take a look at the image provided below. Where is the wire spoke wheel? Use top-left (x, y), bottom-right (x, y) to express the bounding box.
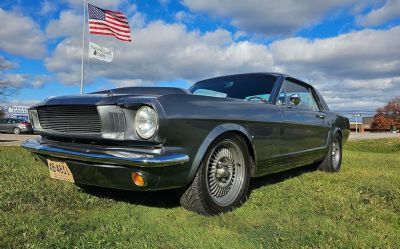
top-left (206, 139), bottom-right (246, 207)
top-left (331, 137), bottom-right (341, 170)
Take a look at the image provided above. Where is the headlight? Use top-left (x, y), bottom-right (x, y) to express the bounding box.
top-left (135, 106), bottom-right (158, 139)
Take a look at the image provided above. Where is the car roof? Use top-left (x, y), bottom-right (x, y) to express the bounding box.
top-left (192, 72), bottom-right (329, 110)
top-left (195, 72), bottom-right (312, 87)
top-left (198, 72), bottom-right (283, 80)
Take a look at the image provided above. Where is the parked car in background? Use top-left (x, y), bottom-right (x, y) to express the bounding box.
top-left (0, 118), bottom-right (33, 135)
top-left (22, 72), bottom-right (350, 215)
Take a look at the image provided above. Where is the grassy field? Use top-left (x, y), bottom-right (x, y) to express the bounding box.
top-left (0, 139), bottom-right (399, 248)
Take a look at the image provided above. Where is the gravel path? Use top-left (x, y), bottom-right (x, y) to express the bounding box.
top-left (0, 134), bottom-right (39, 146)
top-left (348, 132), bottom-right (399, 141)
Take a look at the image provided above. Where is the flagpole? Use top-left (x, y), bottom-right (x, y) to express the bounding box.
top-left (80, 0), bottom-right (86, 94)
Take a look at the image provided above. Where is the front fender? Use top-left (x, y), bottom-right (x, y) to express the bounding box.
top-left (187, 123), bottom-right (254, 183)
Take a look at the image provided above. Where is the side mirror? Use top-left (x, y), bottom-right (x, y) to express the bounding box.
top-left (289, 94), bottom-right (301, 106)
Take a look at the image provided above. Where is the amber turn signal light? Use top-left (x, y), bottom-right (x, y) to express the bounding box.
top-left (131, 172), bottom-right (146, 187)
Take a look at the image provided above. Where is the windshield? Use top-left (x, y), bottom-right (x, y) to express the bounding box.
top-left (189, 74), bottom-right (277, 102)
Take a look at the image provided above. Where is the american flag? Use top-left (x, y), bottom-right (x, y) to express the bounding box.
top-left (88, 3), bottom-right (131, 42)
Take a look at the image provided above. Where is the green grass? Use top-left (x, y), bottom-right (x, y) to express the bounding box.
top-left (1, 138), bottom-right (399, 248)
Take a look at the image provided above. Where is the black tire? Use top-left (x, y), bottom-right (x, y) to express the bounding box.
top-left (13, 127), bottom-right (21, 135)
top-left (180, 134), bottom-right (251, 215)
top-left (318, 133), bottom-right (342, 172)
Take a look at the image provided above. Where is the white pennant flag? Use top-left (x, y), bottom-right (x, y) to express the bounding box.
top-left (88, 42), bottom-right (113, 62)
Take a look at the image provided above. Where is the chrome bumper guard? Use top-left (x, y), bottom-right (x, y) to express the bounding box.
top-left (21, 139), bottom-right (189, 167)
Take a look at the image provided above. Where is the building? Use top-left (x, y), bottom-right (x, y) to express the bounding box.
top-left (349, 116), bottom-right (374, 133)
top-left (362, 117), bottom-right (374, 130)
top-left (2, 105), bottom-right (29, 121)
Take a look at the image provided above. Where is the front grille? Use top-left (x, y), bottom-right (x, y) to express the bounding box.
top-left (37, 105), bottom-right (102, 134)
top-left (109, 112), bottom-right (126, 133)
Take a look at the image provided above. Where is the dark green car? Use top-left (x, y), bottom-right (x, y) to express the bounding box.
top-left (22, 73), bottom-right (350, 215)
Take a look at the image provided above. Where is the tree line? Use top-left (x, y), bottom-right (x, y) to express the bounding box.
top-left (371, 97), bottom-right (400, 131)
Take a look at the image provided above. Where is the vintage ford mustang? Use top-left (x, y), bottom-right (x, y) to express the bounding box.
top-left (22, 73), bottom-right (349, 215)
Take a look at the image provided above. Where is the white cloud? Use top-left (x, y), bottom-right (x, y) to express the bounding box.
top-left (269, 27), bottom-right (400, 110)
top-left (31, 75), bottom-right (51, 88)
top-left (44, 13), bottom-right (400, 110)
top-left (108, 79), bottom-right (148, 88)
top-left (64, 0), bottom-right (125, 9)
top-left (0, 8), bottom-right (46, 58)
top-left (357, 0), bottom-right (400, 27)
top-left (0, 99), bottom-right (41, 108)
top-left (4, 74), bottom-right (26, 88)
top-left (233, 31), bottom-right (247, 40)
top-left (270, 26), bottom-right (400, 81)
top-left (1, 57), bottom-right (48, 91)
top-left (39, 0), bottom-right (57, 16)
top-left (126, 4), bottom-right (138, 15)
top-left (42, 5), bottom-right (400, 111)
top-left (46, 10), bottom-right (82, 38)
top-left (182, 0), bottom-right (359, 35)
top-left (45, 21), bottom-right (277, 85)
top-left (175, 11), bottom-right (195, 23)
top-left (45, 37), bottom-right (83, 85)
top-left (129, 12), bottom-right (146, 29)
top-left (0, 57), bottom-right (16, 70)
top-left (3, 73), bottom-right (50, 88)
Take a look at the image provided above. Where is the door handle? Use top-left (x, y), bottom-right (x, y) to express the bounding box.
top-left (316, 114), bottom-right (325, 119)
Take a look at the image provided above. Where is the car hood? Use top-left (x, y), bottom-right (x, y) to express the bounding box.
top-left (31, 87), bottom-right (190, 107)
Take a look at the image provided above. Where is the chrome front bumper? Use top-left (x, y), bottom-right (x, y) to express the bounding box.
top-left (21, 139), bottom-right (189, 167)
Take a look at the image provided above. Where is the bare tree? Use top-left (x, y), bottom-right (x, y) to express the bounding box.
top-left (0, 57), bottom-right (17, 98)
top-left (0, 107), bottom-right (5, 118)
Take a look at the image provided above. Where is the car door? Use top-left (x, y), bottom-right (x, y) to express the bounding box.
top-left (279, 79), bottom-right (330, 165)
top-left (6, 119), bottom-right (15, 133)
top-left (0, 119), bottom-right (7, 132)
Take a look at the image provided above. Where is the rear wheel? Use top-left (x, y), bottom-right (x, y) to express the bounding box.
top-left (13, 127), bottom-right (21, 135)
top-left (318, 133), bottom-right (342, 172)
top-left (180, 134), bottom-right (251, 215)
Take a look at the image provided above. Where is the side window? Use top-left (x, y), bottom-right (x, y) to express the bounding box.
top-left (285, 80), bottom-right (320, 111)
top-left (308, 90), bottom-right (320, 111)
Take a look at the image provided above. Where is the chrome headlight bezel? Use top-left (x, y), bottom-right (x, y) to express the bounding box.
top-left (134, 105), bottom-right (159, 140)
top-left (28, 109), bottom-right (41, 129)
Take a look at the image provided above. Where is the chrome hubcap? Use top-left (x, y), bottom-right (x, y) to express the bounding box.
top-left (331, 137), bottom-right (341, 169)
top-left (206, 140), bottom-right (245, 206)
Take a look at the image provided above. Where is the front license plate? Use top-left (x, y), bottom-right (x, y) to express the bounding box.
top-left (47, 159), bottom-right (75, 183)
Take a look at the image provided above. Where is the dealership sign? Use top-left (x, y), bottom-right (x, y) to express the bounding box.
top-left (7, 105), bottom-right (29, 115)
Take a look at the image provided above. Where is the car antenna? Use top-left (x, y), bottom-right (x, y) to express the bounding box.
top-left (153, 64), bottom-right (159, 87)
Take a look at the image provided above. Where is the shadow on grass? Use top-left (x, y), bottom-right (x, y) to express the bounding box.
top-left (78, 164), bottom-right (318, 209)
top-left (77, 184), bottom-right (181, 209)
top-left (249, 163), bottom-right (317, 191)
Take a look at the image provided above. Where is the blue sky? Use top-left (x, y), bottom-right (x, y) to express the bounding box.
top-left (0, 0), bottom-right (400, 112)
